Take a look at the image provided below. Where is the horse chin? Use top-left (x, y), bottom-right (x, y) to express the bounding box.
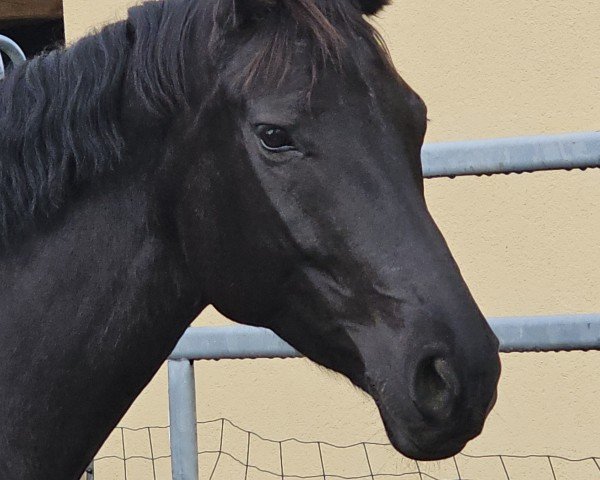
top-left (380, 414), bottom-right (468, 461)
top-left (370, 387), bottom-right (471, 461)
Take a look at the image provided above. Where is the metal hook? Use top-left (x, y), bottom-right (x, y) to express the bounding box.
top-left (0, 34), bottom-right (26, 80)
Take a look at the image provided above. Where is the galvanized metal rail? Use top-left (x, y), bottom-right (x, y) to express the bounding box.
top-left (0, 35), bottom-right (26, 80)
top-left (422, 131), bottom-right (600, 177)
top-left (171, 314), bottom-right (600, 361)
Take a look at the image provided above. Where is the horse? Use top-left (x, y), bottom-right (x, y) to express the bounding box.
top-left (0, 0), bottom-right (501, 477)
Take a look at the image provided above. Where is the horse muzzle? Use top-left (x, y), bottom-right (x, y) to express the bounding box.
top-left (362, 326), bottom-right (501, 461)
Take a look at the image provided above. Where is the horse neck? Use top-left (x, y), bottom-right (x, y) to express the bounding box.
top-left (0, 173), bottom-right (205, 479)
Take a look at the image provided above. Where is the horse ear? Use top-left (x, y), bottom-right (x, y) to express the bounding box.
top-left (215, 0), bottom-right (389, 27)
top-left (355, 0), bottom-right (390, 15)
top-left (216, 0), bottom-right (277, 29)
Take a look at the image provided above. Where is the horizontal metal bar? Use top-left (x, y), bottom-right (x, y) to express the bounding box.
top-left (491, 313), bottom-right (600, 352)
top-left (170, 325), bottom-right (300, 360)
top-left (421, 131), bottom-right (600, 177)
top-left (170, 313), bottom-right (600, 360)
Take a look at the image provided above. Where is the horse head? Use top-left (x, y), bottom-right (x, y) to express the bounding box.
top-left (163, 0), bottom-right (501, 461)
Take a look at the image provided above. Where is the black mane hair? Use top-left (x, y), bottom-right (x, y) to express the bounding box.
top-left (0, 22), bottom-right (130, 245)
top-left (0, 0), bottom-right (200, 247)
top-left (0, 0), bottom-right (389, 248)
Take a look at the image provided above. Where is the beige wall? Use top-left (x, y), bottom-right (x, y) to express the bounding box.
top-left (63, 1), bottom-right (600, 478)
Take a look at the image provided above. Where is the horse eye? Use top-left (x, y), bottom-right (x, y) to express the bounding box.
top-left (256, 125), bottom-right (296, 152)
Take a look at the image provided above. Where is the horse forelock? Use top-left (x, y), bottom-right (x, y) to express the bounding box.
top-left (212, 0), bottom-right (392, 92)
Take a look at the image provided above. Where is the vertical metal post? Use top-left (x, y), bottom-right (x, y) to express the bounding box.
top-left (168, 359), bottom-right (199, 480)
top-left (85, 462), bottom-right (94, 480)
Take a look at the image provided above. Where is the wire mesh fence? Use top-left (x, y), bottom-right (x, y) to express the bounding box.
top-left (91, 418), bottom-right (600, 480)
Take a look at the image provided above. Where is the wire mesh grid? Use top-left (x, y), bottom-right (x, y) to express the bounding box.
top-left (92, 418), bottom-right (600, 480)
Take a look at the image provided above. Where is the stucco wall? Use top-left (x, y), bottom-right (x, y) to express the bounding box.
top-left (63, 1), bottom-right (600, 478)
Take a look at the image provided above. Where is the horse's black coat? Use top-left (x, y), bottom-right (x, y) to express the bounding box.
top-left (0, 0), bottom-right (501, 478)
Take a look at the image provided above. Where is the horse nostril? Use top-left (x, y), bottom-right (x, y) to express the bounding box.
top-left (412, 356), bottom-right (460, 422)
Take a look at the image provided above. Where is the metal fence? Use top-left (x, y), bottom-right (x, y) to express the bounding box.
top-left (421, 131), bottom-right (600, 177)
top-left (164, 314), bottom-right (600, 480)
top-left (92, 416), bottom-right (600, 480)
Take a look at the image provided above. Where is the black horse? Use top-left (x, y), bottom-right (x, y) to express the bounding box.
top-left (0, 0), bottom-right (501, 477)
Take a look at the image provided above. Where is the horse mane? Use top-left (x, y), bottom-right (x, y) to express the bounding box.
top-left (0, 0), bottom-right (199, 247)
top-left (0, 22), bottom-right (130, 246)
top-left (0, 0), bottom-right (389, 248)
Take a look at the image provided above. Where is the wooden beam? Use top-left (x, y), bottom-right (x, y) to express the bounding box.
top-left (0, 0), bottom-right (63, 23)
